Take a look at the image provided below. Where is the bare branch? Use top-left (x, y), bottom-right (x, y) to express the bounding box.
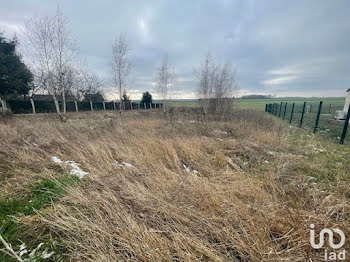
top-left (197, 53), bottom-right (238, 116)
top-left (155, 55), bottom-right (176, 113)
top-left (112, 33), bottom-right (131, 113)
top-left (23, 6), bottom-right (77, 120)
top-left (0, 234), bottom-right (24, 262)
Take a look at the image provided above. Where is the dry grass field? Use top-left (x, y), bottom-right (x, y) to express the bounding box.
top-left (0, 109), bottom-right (350, 261)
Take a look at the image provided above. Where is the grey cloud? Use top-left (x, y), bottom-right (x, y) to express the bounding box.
top-left (0, 0), bottom-right (349, 98)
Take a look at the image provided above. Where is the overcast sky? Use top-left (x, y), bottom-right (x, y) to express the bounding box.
top-left (1, 0), bottom-right (349, 99)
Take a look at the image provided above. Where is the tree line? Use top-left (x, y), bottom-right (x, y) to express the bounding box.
top-left (0, 7), bottom-right (238, 120)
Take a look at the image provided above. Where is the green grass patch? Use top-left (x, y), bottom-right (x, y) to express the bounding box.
top-left (28, 175), bottom-right (80, 213)
top-left (286, 126), bottom-right (350, 192)
top-left (0, 175), bottom-right (80, 261)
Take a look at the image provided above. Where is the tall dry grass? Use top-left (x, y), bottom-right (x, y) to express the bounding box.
top-left (0, 109), bottom-right (349, 261)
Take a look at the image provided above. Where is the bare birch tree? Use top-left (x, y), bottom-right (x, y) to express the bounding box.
top-left (23, 7), bottom-right (76, 121)
top-left (197, 53), bottom-right (215, 115)
top-left (112, 34), bottom-right (130, 114)
top-left (197, 53), bottom-right (238, 117)
top-left (28, 71), bottom-right (45, 114)
top-left (155, 55), bottom-right (176, 113)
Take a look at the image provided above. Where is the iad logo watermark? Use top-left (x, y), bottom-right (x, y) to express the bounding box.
top-left (310, 224), bottom-right (346, 261)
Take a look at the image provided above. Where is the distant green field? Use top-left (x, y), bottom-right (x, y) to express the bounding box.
top-left (169, 97), bottom-right (346, 111)
top-left (168, 101), bottom-right (198, 107)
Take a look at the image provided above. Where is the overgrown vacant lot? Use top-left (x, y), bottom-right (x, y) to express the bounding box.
top-left (0, 109), bottom-right (349, 261)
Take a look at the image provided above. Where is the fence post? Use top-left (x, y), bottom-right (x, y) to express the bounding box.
top-left (144, 103), bottom-right (146, 111)
top-left (289, 103), bottom-right (295, 123)
top-left (299, 102), bottom-right (306, 127)
top-left (103, 101), bottom-right (106, 111)
top-left (265, 104), bottom-right (267, 112)
top-left (283, 102), bottom-right (288, 120)
top-left (273, 103), bottom-right (276, 115)
top-left (113, 102), bottom-right (116, 110)
top-left (313, 101), bottom-right (323, 133)
top-left (74, 101), bottom-right (78, 112)
top-left (130, 102), bottom-right (133, 110)
top-left (310, 104), bottom-right (313, 113)
top-left (278, 102), bottom-right (283, 117)
top-left (339, 105), bottom-right (350, 144)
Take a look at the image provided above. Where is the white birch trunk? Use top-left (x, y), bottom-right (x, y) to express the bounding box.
top-left (62, 92), bottom-right (67, 116)
top-left (119, 83), bottom-right (122, 114)
top-left (53, 95), bottom-right (61, 115)
top-left (0, 98), bottom-right (7, 111)
top-left (30, 97), bottom-right (36, 114)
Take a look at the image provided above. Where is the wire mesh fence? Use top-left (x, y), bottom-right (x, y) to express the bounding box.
top-left (265, 101), bottom-right (350, 145)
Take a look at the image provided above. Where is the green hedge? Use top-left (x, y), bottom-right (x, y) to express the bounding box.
top-left (7, 100), bottom-right (32, 114)
top-left (105, 102), bottom-right (114, 110)
top-left (78, 102), bottom-right (91, 111)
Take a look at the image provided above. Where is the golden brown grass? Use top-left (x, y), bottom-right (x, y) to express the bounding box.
top-left (1, 109), bottom-right (349, 261)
